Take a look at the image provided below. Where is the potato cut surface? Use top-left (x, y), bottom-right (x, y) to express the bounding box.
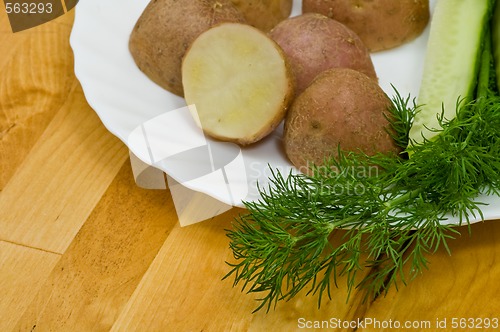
top-left (182, 23), bottom-right (293, 145)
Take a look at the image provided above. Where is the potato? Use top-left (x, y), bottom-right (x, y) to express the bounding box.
top-left (302, 0), bottom-right (430, 52)
top-left (182, 23), bottom-right (294, 145)
top-left (229, 0), bottom-right (293, 31)
top-left (129, 0), bottom-right (245, 97)
top-left (284, 68), bottom-right (400, 172)
top-left (269, 13), bottom-right (377, 95)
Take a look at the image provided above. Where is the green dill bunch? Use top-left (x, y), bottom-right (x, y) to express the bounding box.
top-left (225, 89), bottom-right (500, 312)
top-left (400, 96), bottom-right (500, 221)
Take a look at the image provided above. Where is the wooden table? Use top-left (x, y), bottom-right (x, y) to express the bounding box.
top-left (1, 10), bottom-right (500, 332)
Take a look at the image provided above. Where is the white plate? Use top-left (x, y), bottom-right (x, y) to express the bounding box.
top-left (70, 0), bottom-right (500, 224)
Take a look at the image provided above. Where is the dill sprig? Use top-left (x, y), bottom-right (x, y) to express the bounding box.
top-left (224, 27), bottom-right (500, 312)
top-left (225, 93), bottom-right (500, 312)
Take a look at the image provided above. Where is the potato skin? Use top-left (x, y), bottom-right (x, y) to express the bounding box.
top-left (269, 13), bottom-right (377, 95)
top-left (302, 0), bottom-right (430, 52)
top-left (284, 68), bottom-right (400, 172)
top-left (230, 0), bottom-right (293, 31)
top-left (129, 0), bottom-right (245, 96)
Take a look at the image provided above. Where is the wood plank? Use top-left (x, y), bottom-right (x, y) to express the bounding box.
top-left (13, 161), bottom-right (177, 332)
top-left (0, 241), bottom-right (60, 332)
top-left (0, 10), bottom-right (29, 71)
top-left (110, 211), bottom-right (254, 332)
top-left (110, 213), bottom-right (372, 331)
top-left (0, 12), bottom-right (76, 189)
top-left (0, 84), bottom-right (129, 254)
top-left (364, 221), bottom-right (500, 328)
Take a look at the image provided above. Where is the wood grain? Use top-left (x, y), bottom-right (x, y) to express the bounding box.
top-left (365, 221), bottom-right (500, 326)
top-left (0, 82), bottom-right (129, 253)
top-left (110, 221), bottom-right (374, 332)
top-left (13, 162), bottom-right (177, 332)
top-left (0, 12), bottom-right (76, 190)
top-left (0, 241), bottom-right (60, 332)
top-left (1, 4), bottom-right (500, 332)
top-left (0, 11), bottom-right (128, 253)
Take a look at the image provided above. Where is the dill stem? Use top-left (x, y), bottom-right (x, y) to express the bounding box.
top-left (384, 188), bottom-right (423, 210)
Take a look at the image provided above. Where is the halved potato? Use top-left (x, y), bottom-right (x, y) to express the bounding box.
top-left (182, 23), bottom-right (294, 145)
top-left (129, 0), bottom-right (244, 97)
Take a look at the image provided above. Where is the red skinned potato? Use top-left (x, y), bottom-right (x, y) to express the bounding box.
top-left (302, 0), bottom-right (430, 52)
top-left (129, 0), bottom-right (245, 97)
top-left (229, 0), bottom-right (293, 31)
top-left (269, 13), bottom-right (377, 95)
top-left (284, 68), bottom-right (400, 173)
